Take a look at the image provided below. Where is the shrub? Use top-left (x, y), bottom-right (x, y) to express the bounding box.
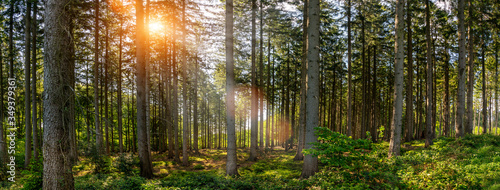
top-left (115, 154), bottom-right (138, 175)
top-left (303, 127), bottom-right (371, 168)
top-left (21, 157), bottom-right (43, 190)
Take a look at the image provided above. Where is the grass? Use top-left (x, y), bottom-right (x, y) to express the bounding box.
top-left (2, 134), bottom-right (500, 189)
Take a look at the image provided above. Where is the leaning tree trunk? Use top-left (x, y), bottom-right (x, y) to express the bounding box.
top-left (43, 0), bottom-right (75, 188)
top-left (301, 0), bottom-right (319, 179)
top-left (388, 0), bottom-right (404, 157)
top-left (135, 0), bottom-right (153, 178)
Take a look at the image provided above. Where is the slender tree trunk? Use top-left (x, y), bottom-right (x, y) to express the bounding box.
top-left (118, 20), bottom-right (123, 153)
top-left (94, 0), bottom-right (103, 153)
top-left (248, 0), bottom-right (258, 161)
top-left (105, 20), bottom-right (110, 155)
top-left (181, 0), bottom-right (189, 166)
top-left (389, 0), bottom-right (404, 157)
top-left (456, 0), bottom-right (466, 138)
top-left (136, 0), bottom-right (153, 178)
top-left (482, 35), bottom-right (487, 134)
top-left (371, 45), bottom-right (377, 142)
top-left (444, 40), bottom-right (450, 137)
top-left (43, 0), bottom-right (75, 187)
top-left (466, 0), bottom-right (474, 134)
top-left (295, 0), bottom-right (308, 160)
top-left (259, 0), bottom-right (264, 150)
top-left (406, 0), bottom-right (413, 142)
top-left (226, 0), bottom-right (238, 170)
top-left (301, 0), bottom-right (319, 178)
top-left (24, 0), bottom-right (32, 169)
top-left (425, 0), bottom-right (433, 147)
top-left (495, 44), bottom-right (498, 135)
top-left (31, 0), bottom-right (39, 159)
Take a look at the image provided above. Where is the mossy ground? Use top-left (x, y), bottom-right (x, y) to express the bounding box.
top-left (2, 134), bottom-right (500, 189)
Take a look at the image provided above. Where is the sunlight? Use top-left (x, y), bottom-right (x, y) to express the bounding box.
top-left (149, 22), bottom-right (164, 35)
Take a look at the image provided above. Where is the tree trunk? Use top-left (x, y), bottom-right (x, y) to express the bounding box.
top-left (226, 0), bottom-right (237, 172)
top-left (425, 0), bottom-right (433, 147)
top-left (24, 0), bottom-right (32, 169)
top-left (482, 35), bottom-right (486, 134)
top-left (301, 0), bottom-right (319, 178)
top-left (31, 0), bottom-right (39, 159)
top-left (466, 0), bottom-right (474, 135)
top-left (456, 0), bottom-right (466, 138)
top-left (248, 0), bottom-right (258, 161)
top-left (181, 0), bottom-right (189, 166)
top-left (94, 0), bottom-right (103, 154)
top-left (118, 19), bottom-right (124, 153)
top-left (406, 0), bottom-right (413, 142)
top-left (444, 40), bottom-right (450, 137)
top-left (259, 0), bottom-right (264, 150)
top-left (135, 0), bottom-right (153, 178)
top-left (388, 0), bottom-right (404, 157)
top-left (295, 0), bottom-right (307, 160)
top-left (43, 0), bottom-right (75, 187)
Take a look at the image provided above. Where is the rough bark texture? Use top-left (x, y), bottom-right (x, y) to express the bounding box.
top-left (444, 42), bottom-right (450, 137)
top-left (456, 0), bottom-right (466, 138)
top-left (301, 0), bottom-right (319, 178)
top-left (388, 0), bottom-right (404, 158)
top-left (225, 0), bottom-right (238, 176)
top-left (248, 0), bottom-right (258, 161)
top-left (136, 0), bottom-right (154, 178)
top-left (43, 0), bottom-right (76, 188)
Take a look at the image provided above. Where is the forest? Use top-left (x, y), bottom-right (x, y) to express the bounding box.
top-left (0, 0), bottom-right (500, 189)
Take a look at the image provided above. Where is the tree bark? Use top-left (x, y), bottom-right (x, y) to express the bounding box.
top-left (24, 0), bottom-right (32, 169)
top-left (43, 0), bottom-right (75, 187)
top-left (295, 0), bottom-right (307, 160)
top-left (406, 0), bottom-right (413, 142)
top-left (94, 0), bottom-right (103, 154)
top-left (389, 0), bottom-right (404, 157)
top-left (136, 0), bottom-right (153, 178)
top-left (456, 0), bottom-right (466, 138)
top-left (31, 0), bottom-right (39, 159)
top-left (248, 0), bottom-right (258, 161)
top-left (226, 0), bottom-right (238, 171)
top-left (466, 0), bottom-right (474, 134)
top-left (181, 0), bottom-right (189, 166)
top-left (425, 0), bottom-right (433, 147)
top-left (301, 0), bottom-right (319, 178)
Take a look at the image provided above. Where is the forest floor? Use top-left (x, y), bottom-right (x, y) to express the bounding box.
top-left (3, 134), bottom-right (500, 189)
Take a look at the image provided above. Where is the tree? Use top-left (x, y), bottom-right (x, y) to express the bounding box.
top-left (43, 0), bottom-right (76, 188)
top-left (425, 0), bottom-right (433, 147)
top-left (182, 0), bottom-right (189, 166)
top-left (295, 0), bottom-right (308, 161)
top-left (466, 0), bottom-right (474, 135)
top-left (406, 0), bottom-right (413, 142)
top-left (31, 0), bottom-right (39, 159)
top-left (346, 0), bottom-right (352, 137)
top-left (388, 0), bottom-right (404, 157)
top-left (456, 0), bottom-right (466, 138)
top-left (94, 0), bottom-right (104, 153)
top-left (300, 0), bottom-right (319, 178)
top-left (248, 0), bottom-right (258, 162)
top-left (225, 0), bottom-right (238, 176)
top-left (24, 0), bottom-right (32, 169)
top-left (135, 0), bottom-right (154, 178)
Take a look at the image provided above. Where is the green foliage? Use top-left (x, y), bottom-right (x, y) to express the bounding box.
top-left (303, 127), bottom-right (371, 167)
top-left (20, 157), bottom-right (43, 190)
top-left (74, 174), bottom-right (146, 190)
top-left (193, 164), bottom-right (205, 170)
top-left (87, 146), bottom-right (112, 175)
top-left (115, 154), bottom-right (138, 175)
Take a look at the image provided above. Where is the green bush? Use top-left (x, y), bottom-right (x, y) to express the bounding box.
top-left (20, 157), bottom-right (43, 190)
top-left (303, 127), bottom-right (371, 167)
top-left (86, 146), bottom-right (112, 175)
top-left (115, 154), bottom-right (138, 175)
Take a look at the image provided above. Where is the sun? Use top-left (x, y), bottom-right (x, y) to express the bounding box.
top-left (149, 22), bottom-right (164, 35)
